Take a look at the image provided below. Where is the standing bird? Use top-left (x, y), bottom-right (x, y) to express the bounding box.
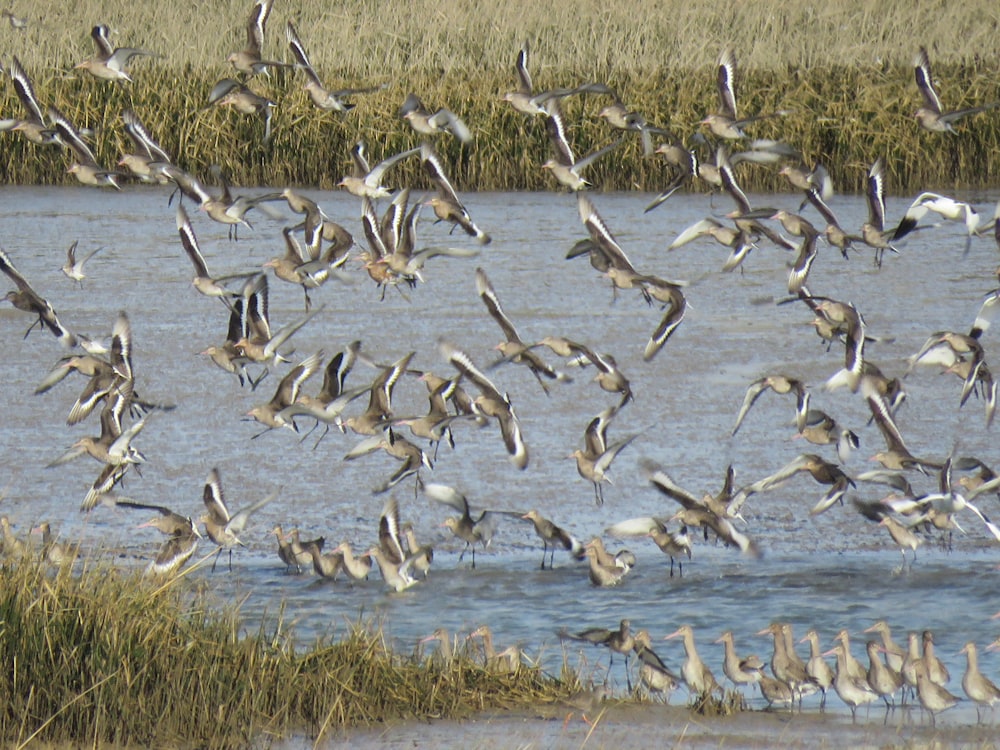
top-left (665, 625), bottom-right (720, 696)
top-left (800, 629), bottom-right (835, 709)
top-left (913, 661), bottom-right (959, 726)
top-left (200, 468), bottom-right (275, 572)
top-left (716, 630), bottom-right (764, 690)
top-left (959, 641), bottom-right (1000, 722)
top-left (865, 640), bottom-right (903, 709)
top-left (521, 510), bottom-right (584, 569)
top-left (560, 619), bottom-right (635, 690)
top-left (583, 540), bottom-right (630, 586)
top-left (632, 630), bottom-right (681, 702)
top-left (423, 483), bottom-right (500, 569)
top-left (825, 642), bottom-right (879, 722)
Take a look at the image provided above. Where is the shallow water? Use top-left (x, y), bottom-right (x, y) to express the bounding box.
top-left (1, 184), bottom-right (999, 734)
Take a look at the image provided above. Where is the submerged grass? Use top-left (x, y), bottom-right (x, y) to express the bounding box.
top-left (0, 559), bottom-right (578, 748)
top-left (2, 1), bottom-right (1000, 192)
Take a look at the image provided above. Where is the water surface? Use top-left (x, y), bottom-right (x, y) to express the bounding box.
top-left (1, 185), bottom-right (998, 733)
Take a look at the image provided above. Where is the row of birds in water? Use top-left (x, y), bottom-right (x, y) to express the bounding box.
top-left (554, 618), bottom-right (1000, 725)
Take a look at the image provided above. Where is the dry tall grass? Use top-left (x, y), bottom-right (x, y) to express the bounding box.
top-left (0, 559), bottom-right (577, 747)
top-left (2, 1), bottom-right (1000, 191)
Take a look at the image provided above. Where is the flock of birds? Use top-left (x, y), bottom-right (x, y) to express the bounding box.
top-left (2, 0), bottom-right (1000, 727)
top-left (551, 618), bottom-right (1000, 725)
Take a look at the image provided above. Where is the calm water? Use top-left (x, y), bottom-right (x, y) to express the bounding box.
top-left (1, 184), bottom-right (999, 729)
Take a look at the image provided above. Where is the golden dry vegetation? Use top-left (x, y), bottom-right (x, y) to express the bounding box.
top-left (0, 558), bottom-right (580, 747)
top-left (1, 1), bottom-right (1000, 191)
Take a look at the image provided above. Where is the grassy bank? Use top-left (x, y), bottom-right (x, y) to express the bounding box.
top-left (0, 560), bottom-right (579, 748)
top-left (2, 1), bottom-right (1000, 192)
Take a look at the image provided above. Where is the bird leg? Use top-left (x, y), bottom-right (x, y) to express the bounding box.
top-left (249, 368), bottom-right (269, 391)
top-left (22, 317), bottom-right (42, 340)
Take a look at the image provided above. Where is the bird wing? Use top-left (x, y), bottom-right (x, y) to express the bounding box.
top-left (421, 142), bottom-right (462, 206)
top-left (246, 0), bottom-right (272, 54)
top-left (742, 454), bottom-right (812, 496)
top-left (122, 108), bottom-right (170, 163)
top-left (439, 340), bottom-right (503, 401)
top-left (718, 145), bottom-right (752, 216)
top-left (605, 515), bottom-right (668, 537)
top-left (963, 499), bottom-right (1000, 542)
top-left (0, 247), bottom-right (34, 292)
top-left (716, 47), bottom-right (738, 119)
top-left (644, 290), bottom-right (687, 360)
top-left (475, 267), bottom-right (522, 344)
top-left (577, 193), bottom-right (636, 272)
top-left (543, 98), bottom-right (575, 165)
top-left (366, 146), bottom-right (420, 187)
top-left (667, 217), bottom-right (722, 250)
top-left (176, 204), bottom-right (210, 278)
top-left (90, 24), bottom-right (115, 59)
top-left (914, 47), bottom-right (943, 114)
top-left (285, 20), bottom-right (321, 86)
top-left (428, 108), bottom-right (472, 143)
top-left (379, 496), bottom-right (406, 562)
top-left (272, 351), bottom-right (323, 408)
top-left (9, 56), bottom-right (45, 123)
top-left (862, 376), bottom-right (908, 453)
top-left (970, 289), bottom-right (1000, 339)
top-left (422, 482), bottom-right (471, 516)
top-left (202, 468), bottom-right (231, 524)
top-left (49, 106), bottom-right (98, 166)
top-left (228, 492), bottom-right (277, 535)
top-left (571, 138), bottom-right (623, 174)
top-left (731, 377), bottom-right (773, 436)
top-left (642, 462), bottom-right (704, 510)
top-left (515, 41), bottom-right (532, 93)
top-left (866, 158), bottom-right (887, 231)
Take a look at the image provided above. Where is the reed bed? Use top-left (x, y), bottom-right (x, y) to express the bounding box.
top-left (0, 559), bottom-right (578, 748)
top-left (2, 1), bottom-right (1000, 192)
